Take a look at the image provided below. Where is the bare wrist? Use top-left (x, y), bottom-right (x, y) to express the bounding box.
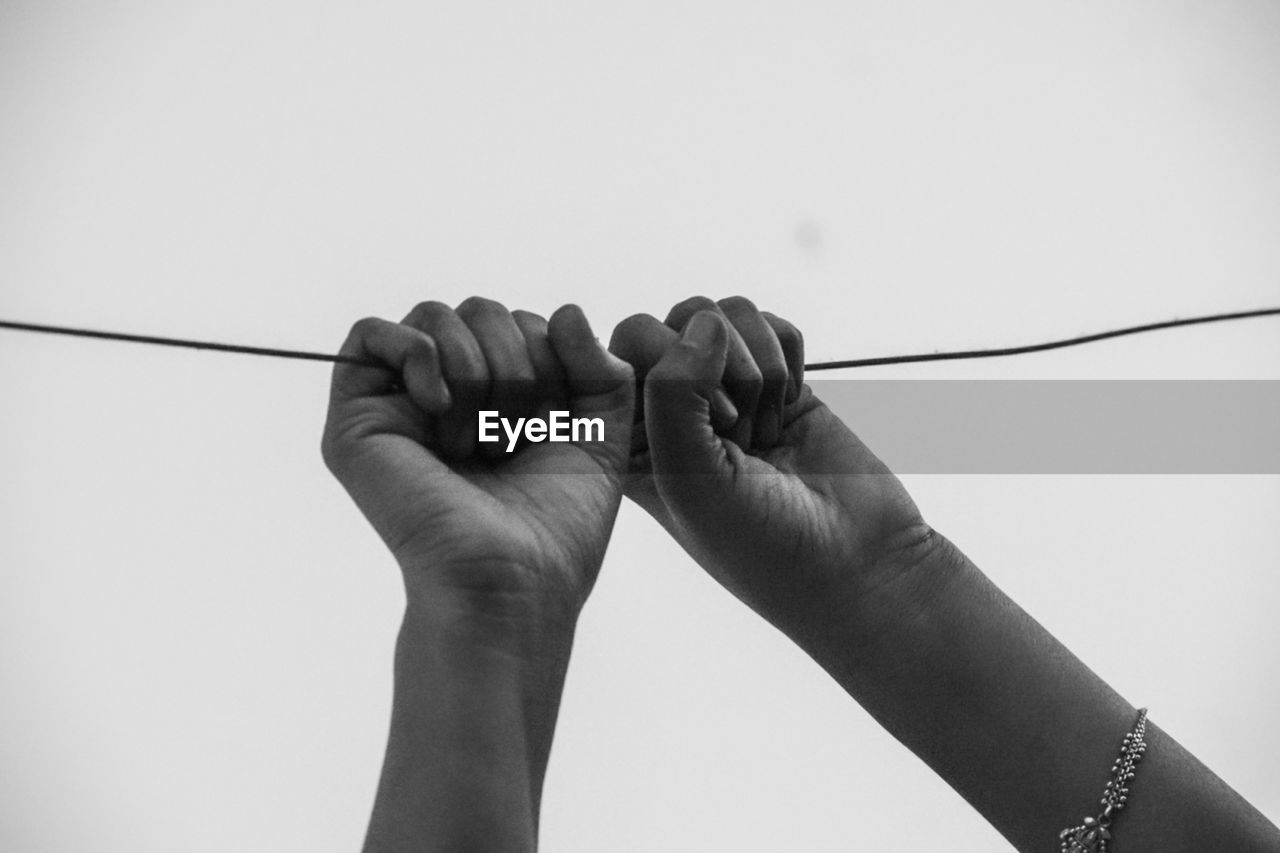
top-left (400, 580), bottom-right (581, 669)
top-left (370, 581), bottom-right (582, 852)
top-left (790, 522), bottom-right (968, 670)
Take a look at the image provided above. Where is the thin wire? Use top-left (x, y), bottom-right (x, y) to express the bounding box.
top-left (802, 306), bottom-right (1280, 370)
top-left (1, 307), bottom-right (1278, 372)
top-left (0, 319), bottom-right (380, 367)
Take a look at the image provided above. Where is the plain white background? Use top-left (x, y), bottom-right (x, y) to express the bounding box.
top-left (2, 1), bottom-right (1278, 850)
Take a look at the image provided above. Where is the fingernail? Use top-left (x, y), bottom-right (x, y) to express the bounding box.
top-left (683, 311), bottom-right (721, 349)
top-left (408, 351), bottom-right (451, 411)
top-left (710, 387), bottom-right (738, 426)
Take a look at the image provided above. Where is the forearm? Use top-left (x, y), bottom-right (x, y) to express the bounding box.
top-left (797, 529), bottom-right (1280, 852)
top-left (364, 597), bottom-right (577, 853)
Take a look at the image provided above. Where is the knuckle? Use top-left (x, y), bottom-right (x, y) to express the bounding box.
top-left (609, 313), bottom-right (665, 356)
top-left (457, 295), bottom-right (507, 318)
top-left (717, 295), bottom-right (758, 316)
top-left (669, 296), bottom-right (718, 323)
top-left (618, 311), bottom-right (660, 331)
top-left (409, 300), bottom-right (452, 324)
top-left (351, 316), bottom-right (383, 337)
top-left (511, 308), bottom-right (547, 329)
top-left (612, 312), bottom-right (659, 340)
top-left (763, 311), bottom-right (803, 347)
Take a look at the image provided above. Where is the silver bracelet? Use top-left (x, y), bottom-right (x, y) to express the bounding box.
top-left (1058, 707), bottom-right (1148, 853)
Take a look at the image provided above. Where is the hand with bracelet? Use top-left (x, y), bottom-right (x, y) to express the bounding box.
top-left (609, 296), bottom-right (1280, 852)
top-left (324, 295), bottom-right (1280, 851)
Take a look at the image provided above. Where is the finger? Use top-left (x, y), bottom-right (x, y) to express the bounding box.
top-left (719, 296), bottom-right (788, 448)
top-left (456, 297), bottom-right (539, 458)
top-left (323, 317), bottom-right (450, 478)
top-left (609, 312), bottom-right (677, 382)
top-left (513, 309), bottom-right (567, 412)
top-left (609, 313), bottom-right (736, 455)
top-left (665, 296), bottom-right (758, 448)
top-left (322, 318), bottom-right (458, 549)
top-left (456, 297), bottom-right (539, 414)
top-left (332, 316), bottom-right (449, 413)
top-left (547, 304), bottom-right (635, 478)
top-left (609, 312), bottom-right (671, 455)
top-left (402, 301), bottom-right (490, 459)
top-left (762, 311), bottom-right (805, 403)
top-left (645, 309), bottom-right (735, 488)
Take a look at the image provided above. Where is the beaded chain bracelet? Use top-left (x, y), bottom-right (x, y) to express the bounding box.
top-left (1058, 708), bottom-right (1149, 853)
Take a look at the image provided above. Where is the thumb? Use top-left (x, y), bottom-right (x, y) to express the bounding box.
top-left (547, 304), bottom-right (635, 478)
top-left (645, 310), bottom-right (737, 498)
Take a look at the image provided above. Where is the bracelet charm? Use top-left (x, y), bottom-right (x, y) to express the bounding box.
top-left (1058, 708), bottom-right (1148, 853)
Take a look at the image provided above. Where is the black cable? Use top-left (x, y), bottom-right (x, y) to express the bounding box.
top-left (802, 306), bottom-right (1280, 370)
top-left (0, 319), bottom-right (379, 367)
top-left (1, 306), bottom-right (1278, 373)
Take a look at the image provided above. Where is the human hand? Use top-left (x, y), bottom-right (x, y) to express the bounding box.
top-left (322, 298), bottom-right (634, 628)
top-left (610, 296), bottom-right (934, 638)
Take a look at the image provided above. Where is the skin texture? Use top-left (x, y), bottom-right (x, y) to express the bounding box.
top-left (323, 293), bottom-right (1280, 851)
top-left (609, 296), bottom-right (1280, 852)
top-left (323, 299), bottom-right (632, 609)
top-left (322, 299), bottom-right (634, 852)
top-left (609, 296), bottom-right (932, 641)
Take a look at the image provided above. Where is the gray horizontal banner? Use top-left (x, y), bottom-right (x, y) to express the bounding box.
top-left (811, 380), bottom-right (1280, 474)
